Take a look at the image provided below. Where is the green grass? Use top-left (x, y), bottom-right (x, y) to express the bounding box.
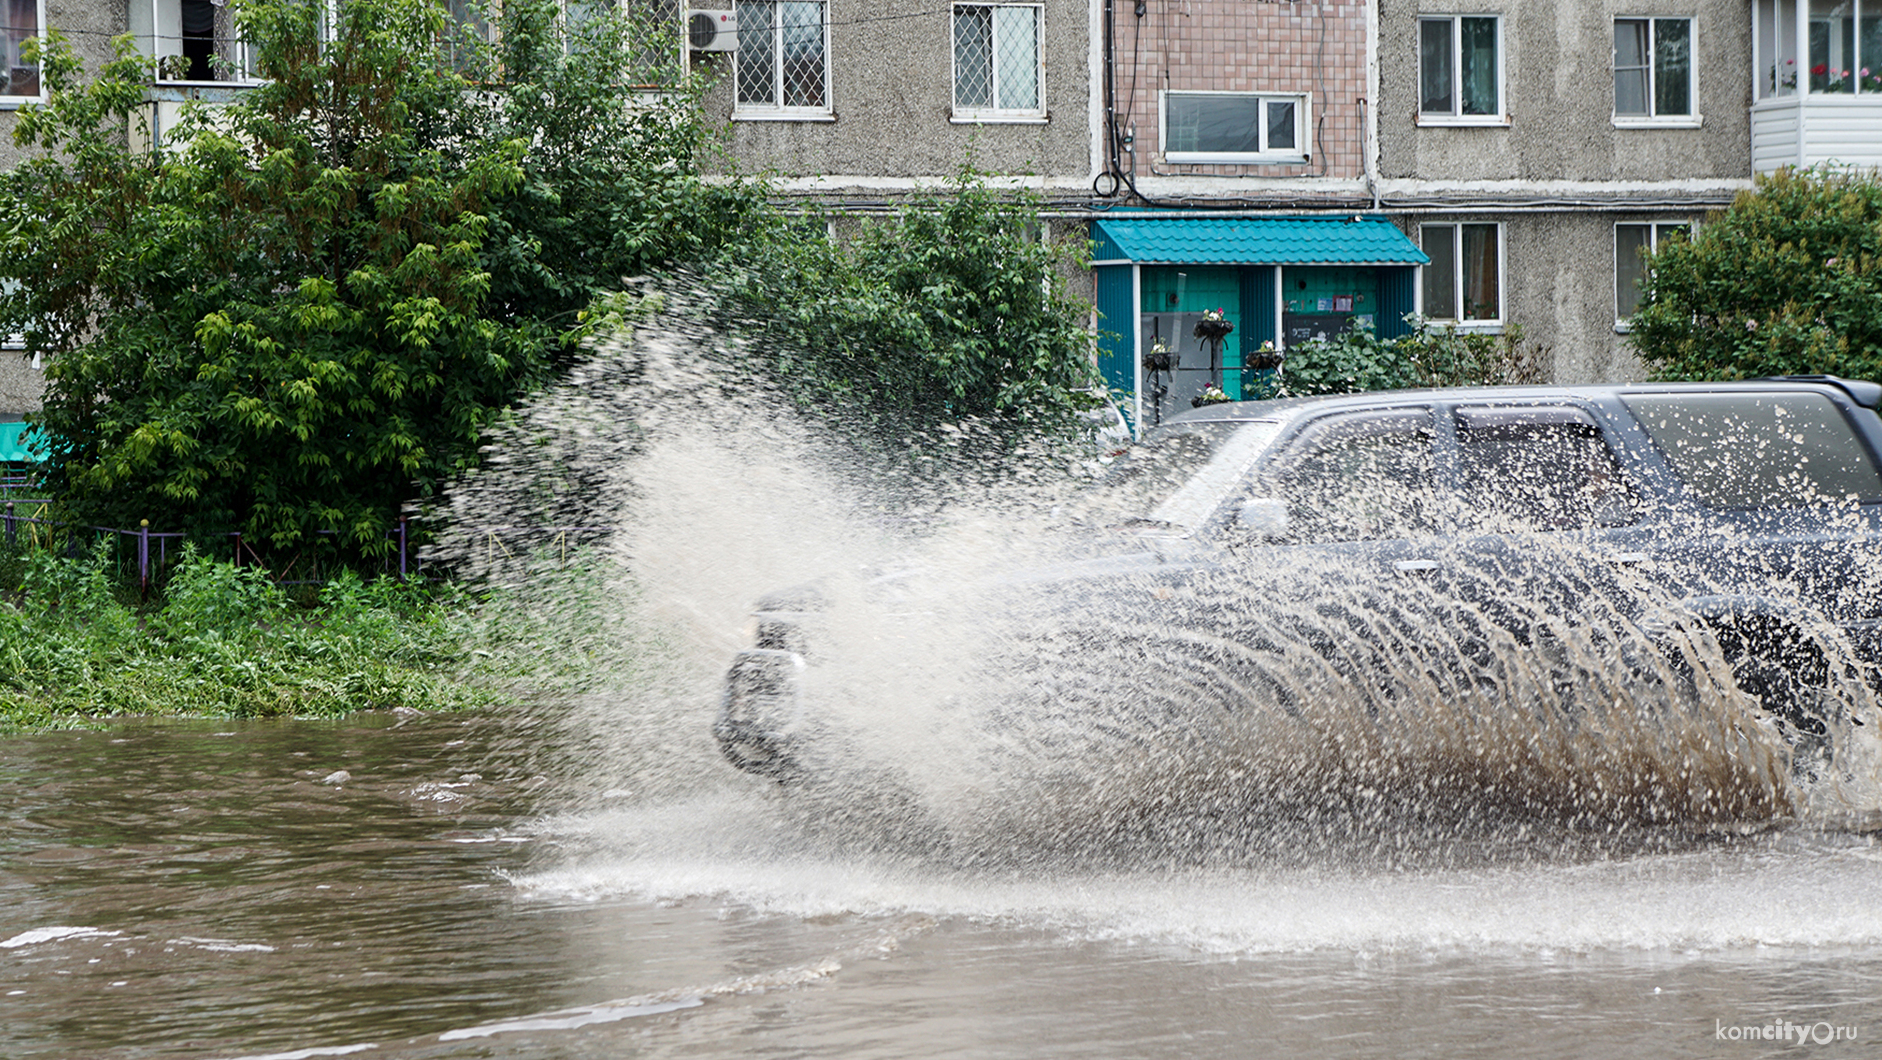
top-left (0, 543), bottom-right (496, 734)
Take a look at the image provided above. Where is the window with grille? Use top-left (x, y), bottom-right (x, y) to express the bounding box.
top-left (952, 3), bottom-right (1041, 119)
top-left (1419, 14), bottom-right (1501, 123)
top-left (1161, 91), bottom-right (1308, 163)
top-left (735, 0), bottom-right (828, 115)
top-left (1420, 222), bottom-right (1502, 325)
top-left (1614, 17), bottom-right (1694, 122)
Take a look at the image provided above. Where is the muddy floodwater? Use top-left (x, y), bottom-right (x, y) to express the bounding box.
top-left (0, 709), bottom-right (1878, 1059)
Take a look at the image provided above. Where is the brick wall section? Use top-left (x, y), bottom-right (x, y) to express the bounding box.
top-left (1114, 0), bottom-right (1365, 180)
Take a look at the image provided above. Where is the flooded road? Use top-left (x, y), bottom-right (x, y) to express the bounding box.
top-left (3, 710), bottom-right (1880, 1059)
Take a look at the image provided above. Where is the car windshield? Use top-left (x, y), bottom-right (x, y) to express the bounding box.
top-left (1077, 420), bottom-right (1283, 532)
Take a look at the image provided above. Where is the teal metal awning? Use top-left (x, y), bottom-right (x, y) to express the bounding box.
top-left (0, 420), bottom-right (44, 463)
top-left (1092, 215), bottom-right (1430, 266)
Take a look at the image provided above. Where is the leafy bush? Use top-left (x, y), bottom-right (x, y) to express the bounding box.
top-left (1629, 168), bottom-right (1882, 381)
top-left (722, 167), bottom-right (1101, 435)
top-left (1266, 317), bottom-right (1548, 397)
top-left (0, 546), bottom-right (481, 732)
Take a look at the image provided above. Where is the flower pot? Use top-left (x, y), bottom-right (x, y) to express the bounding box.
top-left (1247, 348), bottom-right (1282, 370)
top-left (1192, 319), bottom-right (1234, 343)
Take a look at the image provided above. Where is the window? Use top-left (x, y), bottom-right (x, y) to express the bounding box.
top-left (1614, 17), bottom-right (1693, 121)
top-left (1419, 15), bottom-right (1502, 123)
top-left (0, 0), bottom-right (39, 100)
top-left (952, 3), bottom-right (1041, 120)
top-left (734, 0), bottom-right (828, 116)
top-left (1420, 222), bottom-right (1501, 324)
top-left (1277, 410), bottom-right (1438, 543)
top-left (1614, 221), bottom-right (1688, 323)
top-left (1756, 0), bottom-right (1882, 99)
top-left (1162, 91), bottom-right (1309, 163)
top-left (1454, 407), bottom-right (1638, 532)
top-left (1624, 392), bottom-right (1882, 508)
top-left (131, 0), bottom-right (257, 84)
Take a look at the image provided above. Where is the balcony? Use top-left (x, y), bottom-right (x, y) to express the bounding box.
top-left (1752, 94), bottom-right (1882, 173)
top-left (1752, 0), bottom-right (1882, 172)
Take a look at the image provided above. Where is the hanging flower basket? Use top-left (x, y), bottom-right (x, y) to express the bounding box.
top-left (1192, 313), bottom-right (1234, 343)
top-left (1191, 383), bottom-right (1231, 407)
top-left (1141, 338), bottom-right (1174, 374)
top-left (1248, 340), bottom-right (1282, 370)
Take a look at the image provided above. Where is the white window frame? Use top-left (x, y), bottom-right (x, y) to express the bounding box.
top-left (0, 0), bottom-right (45, 107)
top-left (1613, 220), bottom-right (1690, 329)
top-left (1613, 16), bottom-right (1701, 128)
top-left (732, 0), bottom-right (833, 121)
top-left (1418, 221), bottom-right (1505, 330)
top-left (950, 2), bottom-right (1045, 123)
top-left (1159, 90), bottom-right (1312, 164)
top-left (131, 0), bottom-right (266, 86)
top-left (1417, 14), bottom-right (1506, 126)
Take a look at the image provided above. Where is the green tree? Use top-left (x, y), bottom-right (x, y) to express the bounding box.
top-left (0, 0), bottom-right (747, 562)
top-left (1629, 168), bottom-right (1882, 381)
top-left (723, 169), bottom-right (1101, 435)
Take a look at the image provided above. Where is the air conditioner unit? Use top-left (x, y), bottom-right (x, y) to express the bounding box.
top-left (688, 9), bottom-right (739, 51)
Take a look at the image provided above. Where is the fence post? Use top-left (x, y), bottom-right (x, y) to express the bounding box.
top-left (398, 516), bottom-right (408, 582)
top-left (138, 519), bottom-right (150, 599)
top-left (3, 500), bottom-right (12, 547)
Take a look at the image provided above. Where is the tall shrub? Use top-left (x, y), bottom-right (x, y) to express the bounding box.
top-left (1629, 168), bottom-right (1882, 382)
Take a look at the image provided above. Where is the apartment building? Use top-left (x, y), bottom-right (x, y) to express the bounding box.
top-left (692, 0), bottom-right (1092, 201)
top-left (1087, 0), bottom-right (1429, 426)
top-left (1377, 3), bottom-right (1751, 383)
top-left (0, 0), bottom-right (119, 433)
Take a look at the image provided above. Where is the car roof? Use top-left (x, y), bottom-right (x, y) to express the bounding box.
top-left (1161, 376), bottom-right (1882, 429)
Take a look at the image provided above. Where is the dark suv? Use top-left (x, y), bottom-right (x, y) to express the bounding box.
top-left (715, 377), bottom-right (1882, 792)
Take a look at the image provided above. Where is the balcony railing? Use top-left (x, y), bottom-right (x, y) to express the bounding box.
top-left (1751, 94), bottom-right (1882, 173)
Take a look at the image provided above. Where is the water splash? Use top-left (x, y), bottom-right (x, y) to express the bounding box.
top-left (431, 300), bottom-right (1882, 872)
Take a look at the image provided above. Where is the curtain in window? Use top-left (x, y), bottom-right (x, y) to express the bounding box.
top-left (2, 0), bottom-right (34, 96)
top-left (1654, 19), bottom-right (1691, 115)
top-left (1614, 20), bottom-right (1650, 115)
top-left (734, 0), bottom-right (776, 104)
top-left (1265, 100), bottom-right (1295, 150)
top-left (1459, 17), bottom-right (1497, 115)
top-left (955, 5), bottom-right (1037, 111)
top-left (1614, 224), bottom-right (1649, 319)
top-left (1461, 223), bottom-right (1499, 321)
top-left (991, 5), bottom-right (1037, 110)
top-left (1166, 94), bottom-right (1260, 153)
top-left (1421, 225), bottom-right (1457, 320)
top-left (778, 0), bottom-right (824, 108)
top-left (954, 6), bottom-right (992, 108)
top-left (1419, 19), bottom-right (1453, 113)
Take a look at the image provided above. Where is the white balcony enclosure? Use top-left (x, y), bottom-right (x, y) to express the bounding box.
top-left (1753, 0), bottom-right (1882, 172)
top-left (129, 0), bottom-right (258, 85)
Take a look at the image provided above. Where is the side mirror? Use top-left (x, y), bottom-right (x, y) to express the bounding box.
top-left (1237, 497), bottom-right (1290, 541)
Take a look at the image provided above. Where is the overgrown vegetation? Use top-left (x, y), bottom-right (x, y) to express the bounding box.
top-left (719, 169), bottom-right (1102, 438)
top-left (0, 544), bottom-right (484, 733)
top-left (1265, 316), bottom-right (1549, 397)
top-left (1629, 167), bottom-right (1882, 381)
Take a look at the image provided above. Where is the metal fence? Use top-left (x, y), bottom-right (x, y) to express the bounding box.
top-left (1, 502), bottom-right (616, 593)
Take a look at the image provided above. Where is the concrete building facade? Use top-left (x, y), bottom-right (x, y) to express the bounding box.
top-left (0, 0), bottom-right (122, 426)
top-left (1374, 2), bottom-right (1754, 383)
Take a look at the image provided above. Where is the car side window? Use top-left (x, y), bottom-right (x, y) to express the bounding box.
top-left (1274, 410), bottom-right (1437, 543)
top-left (1453, 405), bottom-right (1638, 532)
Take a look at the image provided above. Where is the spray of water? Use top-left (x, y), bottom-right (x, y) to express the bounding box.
top-left (428, 294), bottom-right (1882, 874)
